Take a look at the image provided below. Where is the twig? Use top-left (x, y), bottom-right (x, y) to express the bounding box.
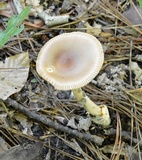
top-left (104, 128), bottom-right (142, 146)
top-left (38, 12), bottom-right (69, 27)
top-left (5, 98), bottom-right (104, 146)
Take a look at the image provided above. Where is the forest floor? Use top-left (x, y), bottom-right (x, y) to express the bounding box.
top-left (0, 0), bottom-right (142, 160)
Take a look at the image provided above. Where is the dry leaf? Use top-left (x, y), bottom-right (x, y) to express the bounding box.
top-left (85, 22), bottom-right (102, 36)
top-left (123, 6), bottom-right (142, 26)
top-left (0, 52), bottom-right (29, 100)
top-left (77, 117), bottom-right (91, 131)
top-left (101, 144), bottom-right (139, 159)
top-left (14, 113), bottom-right (33, 135)
top-left (0, 142), bottom-right (43, 160)
top-left (130, 62), bottom-right (142, 87)
top-left (67, 117), bottom-right (91, 131)
top-left (127, 88), bottom-right (142, 103)
top-left (67, 117), bottom-right (78, 129)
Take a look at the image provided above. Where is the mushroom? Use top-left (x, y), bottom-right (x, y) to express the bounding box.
top-left (36, 32), bottom-right (111, 126)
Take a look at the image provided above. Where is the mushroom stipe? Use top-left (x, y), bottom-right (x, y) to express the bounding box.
top-left (36, 32), bottom-right (111, 126)
top-left (73, 88), bottom-right (110, 126)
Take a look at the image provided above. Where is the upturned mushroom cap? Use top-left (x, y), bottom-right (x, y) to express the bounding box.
top-left (36, 32), bottom-right (104, 90)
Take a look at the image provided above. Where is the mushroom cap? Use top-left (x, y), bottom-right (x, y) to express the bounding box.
top-left (36, 32), bottom-right (104, 90)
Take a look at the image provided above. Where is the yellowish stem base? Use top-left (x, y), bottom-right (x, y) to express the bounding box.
top-left (72, 88), bottom-right (111, 126)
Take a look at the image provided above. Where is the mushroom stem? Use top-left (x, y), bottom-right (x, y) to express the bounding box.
top-left (72, 88), bottom-right (111, 126)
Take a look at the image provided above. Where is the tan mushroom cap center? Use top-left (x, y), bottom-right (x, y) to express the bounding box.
top-left (54, 51), bottom-right (76, 73)
top-left (36, 32), bottom-right (104, 90)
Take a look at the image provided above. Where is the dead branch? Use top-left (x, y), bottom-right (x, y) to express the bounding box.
top-left (5, 98), bottom-right (104, 146)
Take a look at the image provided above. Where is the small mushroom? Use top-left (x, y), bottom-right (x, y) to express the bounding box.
top-left (36, 32), bottom-right (111, 126)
